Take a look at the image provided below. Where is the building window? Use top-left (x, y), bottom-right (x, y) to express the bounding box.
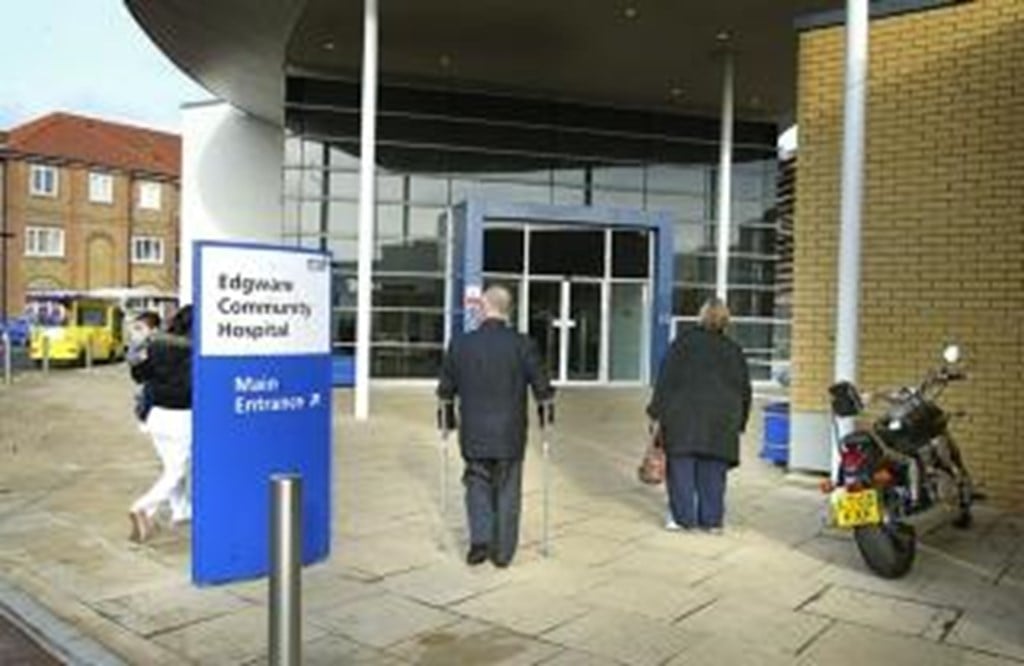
top-left (88, 172), bottom-right (114, 204)
top-left (138, 181), bottom-right (162, 211)
top-left (25, 226), bottom-right (65, 258)
top-left (29, 165), bottom-right (58, 197)
top-left (131, 236), bottom-right (165, 264)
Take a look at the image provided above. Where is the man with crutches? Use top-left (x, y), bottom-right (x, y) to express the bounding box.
top-left (437, 285), bottom-right (555, 568)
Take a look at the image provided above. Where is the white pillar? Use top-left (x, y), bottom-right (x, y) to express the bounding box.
top-left (833, 0), bottom-right (869, 417)
top-left (354, 0), bottom-right (379, 421)
top-left (715, 51), bottom-right (735, 301)
top-left (179, 101), bottom-right (283, 304)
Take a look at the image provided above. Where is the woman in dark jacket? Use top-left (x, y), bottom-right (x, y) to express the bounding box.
top-left (647, 298), bottom-right (751, 532)
top-left (128, 305), bottom-right (192, 542)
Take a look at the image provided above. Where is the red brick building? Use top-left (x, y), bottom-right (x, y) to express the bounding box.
top-left (0, 112), bottom-right (181, 319)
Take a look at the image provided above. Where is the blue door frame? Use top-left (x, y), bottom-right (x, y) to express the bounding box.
top-left (449, 198), bottom-right (674, 383)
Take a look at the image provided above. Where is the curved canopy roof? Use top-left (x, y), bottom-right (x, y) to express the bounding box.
top-left (126, 0), bottom-right (845, 125)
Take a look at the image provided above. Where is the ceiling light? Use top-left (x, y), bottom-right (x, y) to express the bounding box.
top-left (322, 40), bottom-right (336, 51)
top-left (669, 87), bottom-right (684, 99)
top-left (715, 29), bottom-right (731, 42)
top-left (623, 6), bottom-right (639, 20)
top-left (439, 54), bottom-right (453, 69)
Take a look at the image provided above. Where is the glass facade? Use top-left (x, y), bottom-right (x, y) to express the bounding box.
top-left (283, 77), bottom-right (786, 380)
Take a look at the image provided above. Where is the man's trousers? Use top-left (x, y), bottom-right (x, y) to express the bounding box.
top-left (463, 458), bottom-right (523, 564)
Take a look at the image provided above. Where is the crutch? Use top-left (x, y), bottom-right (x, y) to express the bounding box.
top-left (538, 401), bottom-right (555, 557)
top-left (436, 400), bottom-right (455, 524)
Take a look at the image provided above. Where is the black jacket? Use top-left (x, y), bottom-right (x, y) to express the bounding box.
top-left (131, 333), bottom-right (192, 410)
top-left (646, 327), bottom-right (751, 466)
top-left (437, 319), bottom-right (555, 460)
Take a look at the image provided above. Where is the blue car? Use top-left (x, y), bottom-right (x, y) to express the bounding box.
top-left (0, 317), bottom-right (31, 347)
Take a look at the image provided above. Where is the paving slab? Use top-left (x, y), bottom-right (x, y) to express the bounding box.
top-left (542, 607), bottom-right (703, 666)
top-left (571, 574), bottom-right (717, 622)
top-left (245, 633), bottom-right (404, 666)
top-left (945, 604), bottom-right (1024, 661)
top-left (677, 597), bottom-right (833, 656)
top-left (386, 618), bottom-right (562, 665)
top-left (92, 582), bottom-right (253, 637)
top-left (380, 560), bottom-right (509, 607)
top-left (150, 605), bottom-right (328, 665)
top-left (799, 585), bottom-right (961, 640)
top-left (796, 622), bottom-right (979, 666)
top-left (664, 633), bottom-right (801, 666)
top-left (451, 582), bottom-right (592, 636)
top-left (537, 647), bottom-right (624, 666)
top-left (310, 592), bottom-right (461, 649)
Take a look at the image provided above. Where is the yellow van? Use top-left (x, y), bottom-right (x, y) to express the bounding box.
top-left (27, 292), bottom-right (126, 365)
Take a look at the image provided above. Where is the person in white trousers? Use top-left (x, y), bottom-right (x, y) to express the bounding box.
top-left (129, 305), bottom-right (192, 543)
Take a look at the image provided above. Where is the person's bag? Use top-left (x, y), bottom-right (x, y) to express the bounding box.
top-left (637, 428), bottom-right (665, 485)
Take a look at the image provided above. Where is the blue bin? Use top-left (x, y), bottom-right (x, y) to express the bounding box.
top-left (332, 355), bottom-right (355, 387)
top-left (760, 401), bottom-right (790, 466)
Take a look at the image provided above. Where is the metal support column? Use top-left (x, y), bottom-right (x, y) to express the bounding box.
top-left (833, 0), bottom-right (869, 447)
top-left (715, 49), bottom-right (735, 301)
top-left (354, 0), bottom-right (379, 421)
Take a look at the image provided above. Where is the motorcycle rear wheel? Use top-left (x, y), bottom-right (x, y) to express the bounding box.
top-left (853, 523), bottom-right (916, 579)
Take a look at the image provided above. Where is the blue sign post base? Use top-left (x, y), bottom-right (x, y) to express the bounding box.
top-left (193, 356), bottom-right (331, 584)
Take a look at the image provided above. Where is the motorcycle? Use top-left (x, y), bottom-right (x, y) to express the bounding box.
top-left (824, 345), bottom-right (974, 578)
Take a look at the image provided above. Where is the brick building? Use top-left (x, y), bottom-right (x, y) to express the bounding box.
top-left (792, 0), bottom-right (1023, 507)
top-left (0, 112), bottom-right (181, 319)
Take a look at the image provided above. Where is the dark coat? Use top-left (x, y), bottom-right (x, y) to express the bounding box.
top-left (646, 327), bottom-right (751, 466)
top-left (437, 319), bottom-right (555, 460)
top-left (131, 333), bottom-right (192, 410)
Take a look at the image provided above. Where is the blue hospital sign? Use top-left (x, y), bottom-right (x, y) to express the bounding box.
top-left (192, 241), bottom-right (332, 585)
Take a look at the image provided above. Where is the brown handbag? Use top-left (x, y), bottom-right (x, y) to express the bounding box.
top-left (637, 429), bottom-right (666, 485)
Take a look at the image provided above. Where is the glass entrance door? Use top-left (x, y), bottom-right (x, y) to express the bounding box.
top-left (567, 281), bottom-right (601, 381)
top-left (527, 281), bottom-right (561, 381)
top-left (609, 282), bottom-right (647, 381)
top-left (485, 221), bottom-right (652, 385)
top-left (527, 278), bottom-right (602, 383)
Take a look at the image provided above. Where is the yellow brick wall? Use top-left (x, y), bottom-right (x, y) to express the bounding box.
top-left (793, 0), bottom-right (1024, 507)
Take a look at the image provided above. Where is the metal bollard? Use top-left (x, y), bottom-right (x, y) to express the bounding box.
top-left (84, 336), bottom-right (93, 370)
top-left (2, 332), bottom-right (11, 386)
top-left (269, 474), bottom-right (302, 666)
top-left (41, 336), bottom-right (50, 374)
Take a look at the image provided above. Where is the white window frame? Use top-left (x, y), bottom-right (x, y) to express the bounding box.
top-left (25, 226), bottom-right (65, 258)
top-left (138, 181), bottom-right (162, 211)
top-left (88, 171), bottom-right (114, 204)
top-left (29, 165), bottom-right (58, 198)
top-left (131, 236), bottom-right (165, 265)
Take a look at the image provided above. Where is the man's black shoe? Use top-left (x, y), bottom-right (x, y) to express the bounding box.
top-left (466, 544), bottom-right (489, 566)
top-left (491, 558), bottom-right (511, 569)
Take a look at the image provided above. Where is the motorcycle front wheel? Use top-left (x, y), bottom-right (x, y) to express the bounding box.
top-left (853, 523), bottom-right (916, 579)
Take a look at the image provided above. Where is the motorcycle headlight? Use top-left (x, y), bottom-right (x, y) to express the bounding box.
top-left (887, 418), bottom-right (903, 431)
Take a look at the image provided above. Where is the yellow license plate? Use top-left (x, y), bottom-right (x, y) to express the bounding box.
top-left (834, 489), bottom-right (882, 528)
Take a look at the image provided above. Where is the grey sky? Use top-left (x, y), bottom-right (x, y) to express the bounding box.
top-left (1, 1), bottom-right (210, 133)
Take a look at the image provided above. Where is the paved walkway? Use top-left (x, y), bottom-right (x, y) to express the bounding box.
top-left (0, 366), bottom-right (1021, 665)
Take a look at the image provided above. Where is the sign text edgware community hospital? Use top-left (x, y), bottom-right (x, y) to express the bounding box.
top-left (215, 273), bottom-right (313, 341)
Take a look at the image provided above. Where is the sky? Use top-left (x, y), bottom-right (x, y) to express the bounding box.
top-left (0, 1), bottom-right (211, 133)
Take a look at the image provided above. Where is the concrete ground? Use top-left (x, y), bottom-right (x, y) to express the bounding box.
top-left (0, 365), bottom-right (1021, 666)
